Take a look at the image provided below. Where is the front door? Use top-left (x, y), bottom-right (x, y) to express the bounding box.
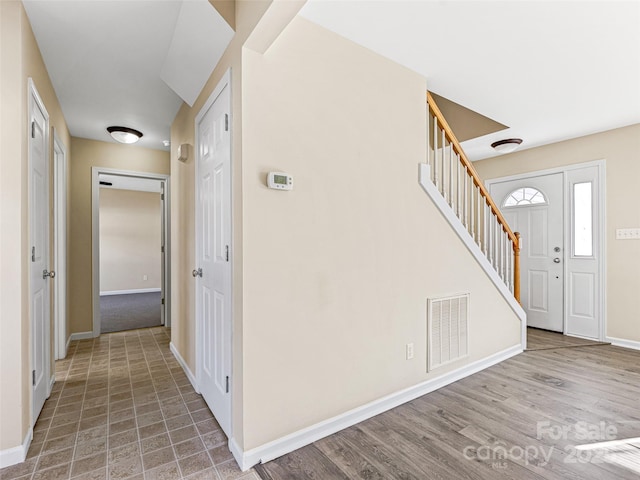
top-left (490, 173), bottom-right (564, 331)
top-left (195, 74), bottom-right (232, 436)
top-left (29, 80), bottom-right (51, 422)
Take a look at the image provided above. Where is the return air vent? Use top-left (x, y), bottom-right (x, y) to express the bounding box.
top-left (427, 293), bottom-right (469, 371)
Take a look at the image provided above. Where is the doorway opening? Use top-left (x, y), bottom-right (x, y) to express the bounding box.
top-left (487, 160), bottom-right (606, 341)
top-left (91, 168), bottom-right (170, 336)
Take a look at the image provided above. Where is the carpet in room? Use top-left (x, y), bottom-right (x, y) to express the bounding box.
top-left (100, 292), bottom-right (162, 333)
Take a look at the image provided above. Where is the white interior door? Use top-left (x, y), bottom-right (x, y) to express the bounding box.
top-left (195, 73), bottom-right (232, 436)
top-left (29, 80), bottom-right (51, 422)
top-left (490, 173), bottom-right (564, 331)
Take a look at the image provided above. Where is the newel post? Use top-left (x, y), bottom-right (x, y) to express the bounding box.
top-left (513, 232), bottom-right (521, 304)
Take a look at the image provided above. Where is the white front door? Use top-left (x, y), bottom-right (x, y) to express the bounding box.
top-left (195, 73), bottom-right (232, 436)
top-left (490, 173), bottom-right (564, 331)
top-left (29, 80), bottom-right (51, 422)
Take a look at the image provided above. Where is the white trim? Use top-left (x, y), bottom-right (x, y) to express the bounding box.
top-left (0, 428), bottom-right (32, 468)
top-left (69, 331), bottom-right (94, 341)
top-left (66, 334), bottom-right (72, 352)
top-left (49, 374), bottom-right (56, 394)
top-left (485, 160), bottom-right (606, 342)
top-left (418, 164), bottom-right (526, 334)
top-left (92, 168), bottom-right (171, 337)
top-left (170, 342), bottom-right (199, 393)
top-left (606, 337), bottom-right (640, 351)
top-left (53, 129), bottom-right (68, 360)
top-left (100, 288), bottom-right (162, 296)
top-left (232, 344), bottom-right (522, 471)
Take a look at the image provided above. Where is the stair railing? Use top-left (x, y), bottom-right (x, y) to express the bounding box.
top-left (426, 92), bottom-right (521, 303)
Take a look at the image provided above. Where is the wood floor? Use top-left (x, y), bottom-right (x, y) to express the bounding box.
top-left (526, 327), bottom-right (610, 351)
top-left (255, 337), bottom-right (640, 479)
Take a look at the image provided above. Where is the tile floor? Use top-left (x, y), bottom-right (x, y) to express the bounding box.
top-left (0, 327), bottom-right (260, 480)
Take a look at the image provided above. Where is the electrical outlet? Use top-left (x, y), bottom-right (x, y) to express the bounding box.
top-left (406, 343), bottom-right (414, 360)
top-left (616, 228), bottom-right (640, 240)
top-left (143, 275), bottom-right (148, 281)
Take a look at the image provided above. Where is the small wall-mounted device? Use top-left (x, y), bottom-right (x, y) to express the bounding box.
top-left (177, 143), bottom-right (190, 163)
top-left (267, 172), bottom-right (293, 190)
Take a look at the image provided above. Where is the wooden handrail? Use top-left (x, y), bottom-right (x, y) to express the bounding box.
top-left (427, 91), bottom-right (521, 303)
top-left (427, 92), bottom-right (517, 245)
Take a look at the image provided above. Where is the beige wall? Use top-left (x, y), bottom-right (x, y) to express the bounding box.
top-left (0, 0), bottom-right (71, 452)
top-left (99, 189), bottom-right (161, 293)
top-left (170, 0), bottom-right (272, 448)
top-left (240, 17), bottom-right (521, 450)
top-left (474, 124), bottom-right (640, 343)
top-left (69, 138), bottom-right (169, 335)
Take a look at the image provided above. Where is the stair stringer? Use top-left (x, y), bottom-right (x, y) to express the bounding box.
top-left (419, 163), bottom-right (527, 349)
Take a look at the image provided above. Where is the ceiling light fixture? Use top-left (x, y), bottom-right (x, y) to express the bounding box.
top-left (491, 138), bottom-right (522, 154)
top-left (107, 126), bottom-right (143, 144)
top-left (162, 140), bottom-right (170, 147)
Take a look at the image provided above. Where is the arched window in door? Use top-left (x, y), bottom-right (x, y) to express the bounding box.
top-left (502, 187), bottom-right (547, 207)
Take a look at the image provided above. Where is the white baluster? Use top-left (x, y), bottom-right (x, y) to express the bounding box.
top-left (470, 182), bottom-right (475, 239)
top-left (477, 190), bottom-right (482, 247)
top-left (463, 167), bottom-right (468, 228)
top-left (433, 117), bottom-right (438, 185)
top-left (441, 130), bottom-right (446, 197)
top-left (456, 154), bottom-right (461, 219)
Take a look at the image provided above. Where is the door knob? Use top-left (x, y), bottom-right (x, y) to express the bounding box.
top-left (192, 268), bottom-right (202, 278)
top-left (43, 269), bottom-right (55, 279)
top-left (554, 247), bottom-right (561, 252)
top-left (553, 258), bottom-right (561, 263)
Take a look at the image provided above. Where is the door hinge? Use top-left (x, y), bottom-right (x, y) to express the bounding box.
top-left (161, 245), bottom-right (165, 253)
top-left (32, 370), bottom-right (36, 386)
top-left (225, 245), bottom-right (229, 262)
top-left (31, 121), bottom-right (35, 138)
top-left (161, 297), bottom-right (165, 305)
top-left (225, 376), bottom-right (229, 393)
top-left (161, 193), bottom-right (164, 201)
top-left (224, 114), bottom-right (229, 132)
top-left (31, 246), bottom-right (36, 262)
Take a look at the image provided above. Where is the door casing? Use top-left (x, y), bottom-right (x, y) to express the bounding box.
top-left (53, 129), bottom-right (68, 359)
top-left (91, 168), bottom-right (171, 337)
top-left (486, 160), bottom-right (606, 340)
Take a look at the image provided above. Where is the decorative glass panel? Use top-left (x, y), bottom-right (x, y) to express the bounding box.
top-left (573, 182), bottom-right (593, 256)
top-left (503, 187), bottom-right (547, 207)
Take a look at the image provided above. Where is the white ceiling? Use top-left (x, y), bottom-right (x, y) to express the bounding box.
top-left (22, 1), bottom-right (640, 158)
top-left (300, 0), bottom-right (640, 161)
top-left (23, 0), bottom-right (233, 151)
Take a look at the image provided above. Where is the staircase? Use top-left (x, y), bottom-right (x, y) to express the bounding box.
top-left (419, 92), bottom-right (523, 315)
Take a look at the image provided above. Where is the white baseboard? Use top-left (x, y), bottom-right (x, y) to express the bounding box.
top-left (232, 344), bottom-right (523, 471)
top-left (0, 428), bottom-right (32, 468)
top-left (100, 288), bottom-right (161, 296)
top-left (69, 331), bottom-right (95, 341)
top-left (606, 336), bottom-right (640, 351)
top-left (66, 334), bottom-right (72, 352)
top-left (170, 342), bottom-right (199, 394)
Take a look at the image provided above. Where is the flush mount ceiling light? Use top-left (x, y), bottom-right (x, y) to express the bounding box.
top-left (491, 138), bottom-right (523, 154)
top-left (107, 126), bottom-right (143, 144)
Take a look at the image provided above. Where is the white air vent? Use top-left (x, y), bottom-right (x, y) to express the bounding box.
top-left (427, 294), bottom-right (469, 371)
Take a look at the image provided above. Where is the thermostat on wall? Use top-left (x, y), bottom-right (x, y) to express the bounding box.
top-left (267, 172), bottom-right (293, 190)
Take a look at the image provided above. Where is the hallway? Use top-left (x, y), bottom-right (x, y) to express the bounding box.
top-left (0, 328), bottom-right (257, 480)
